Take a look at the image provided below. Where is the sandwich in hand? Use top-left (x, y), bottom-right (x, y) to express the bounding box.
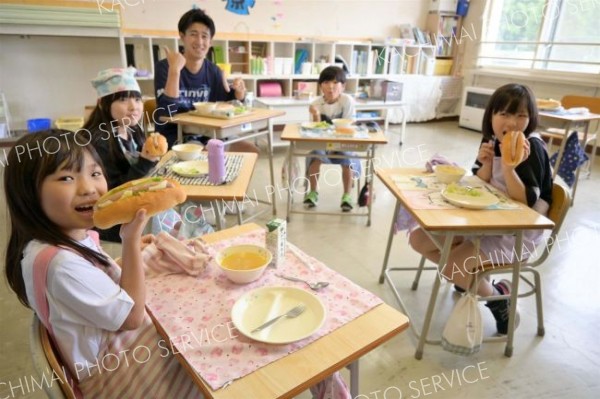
top-left (93, 177), bottom-right (186, 229)
top-left (501, 131), bottom-right (526, 166)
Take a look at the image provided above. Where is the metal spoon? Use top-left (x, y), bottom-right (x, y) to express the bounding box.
top-left (275, 274), bottom-right (330, 291)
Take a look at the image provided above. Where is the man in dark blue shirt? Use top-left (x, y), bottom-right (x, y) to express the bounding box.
top-left (154, 9), bottom-right (257, 152)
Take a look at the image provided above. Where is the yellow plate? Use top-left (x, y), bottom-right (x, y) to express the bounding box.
top-left (441, 187), bottom-right (499, 209)
top-left (231, 286), bottom-right (326, 344)
top-left (171, 160), bottom-right (209, 178)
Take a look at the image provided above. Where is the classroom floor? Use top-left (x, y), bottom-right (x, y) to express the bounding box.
top-left (1, 121), bottom-right (599, 399)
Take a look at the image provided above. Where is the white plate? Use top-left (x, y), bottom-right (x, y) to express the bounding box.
top-left (231, 286), bottom-right (326, 344)
top-left (171, 160), bottom-right (209, 177)
top-left (301, 121), bottom-right (332, 131)
top-left (441, 187), bottom-right (500, 209)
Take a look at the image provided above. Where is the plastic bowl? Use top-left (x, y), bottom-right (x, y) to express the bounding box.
top-left (172, 143), bottom-right (203, 161)
top-left (215, 245), bottom-right (272, 284)
top-left (27, 118), bottom-right (52, 133)
top-left (434, 165), bottom-right (466, 184)
top-left (332, 118), bottom-right (354, 128)
top-left (193, 102), bottom-right (217, 113)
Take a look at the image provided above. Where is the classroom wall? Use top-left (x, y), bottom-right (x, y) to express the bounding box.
top-left (0, 0), bottom-right (427, 129)
top-left (120, 0), bottom-right (428, 39)
top-left (0, 35), bottom-right (121, 129)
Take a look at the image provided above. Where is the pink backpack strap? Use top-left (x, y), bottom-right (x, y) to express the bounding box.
top-left (32, 246), bottom-right (60, 334)
top-left (32, 246), bottom-right (84, 399)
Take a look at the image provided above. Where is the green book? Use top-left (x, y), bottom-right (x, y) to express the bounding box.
top-left (212, 46), bottom-right (225, 64)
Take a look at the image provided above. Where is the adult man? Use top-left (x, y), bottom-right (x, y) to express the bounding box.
top-left (154, 8), bottom-right (257, 152)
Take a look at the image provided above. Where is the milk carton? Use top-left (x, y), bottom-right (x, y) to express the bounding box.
top-left (266, 218), bottom-right (286, 268)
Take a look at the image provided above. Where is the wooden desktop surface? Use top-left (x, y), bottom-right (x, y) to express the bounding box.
top-left (159, 151), bottom-right (257, 202)
top-left (163, 108), bottom-right (285, 129)
top-left (376, 168), bottom-right (554, 232)
top-left (150, 223), bottom-right (410, 399)
top-left (280, 123), bottom-right (388, 144)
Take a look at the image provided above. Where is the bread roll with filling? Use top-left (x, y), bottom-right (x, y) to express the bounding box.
top-left (93, 177), bottom-right (186, 229)
top-left (501, 131), bottom-right (526, 166)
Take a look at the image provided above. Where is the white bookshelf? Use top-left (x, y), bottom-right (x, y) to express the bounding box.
top-left (119, 30), bottom-right (462, 121)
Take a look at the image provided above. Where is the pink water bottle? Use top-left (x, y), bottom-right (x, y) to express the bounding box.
top-left (207, 139), bottom-right (225, 184)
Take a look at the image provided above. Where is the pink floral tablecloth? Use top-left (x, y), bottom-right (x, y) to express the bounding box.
top-left (145, 229), bottom-right (383, 390)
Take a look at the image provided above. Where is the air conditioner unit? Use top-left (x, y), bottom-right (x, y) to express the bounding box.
top-left (459, 86), bottom-right (495, 131)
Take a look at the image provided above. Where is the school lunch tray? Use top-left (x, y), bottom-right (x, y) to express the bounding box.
top-left (151, 153), bottom-right (244, 185)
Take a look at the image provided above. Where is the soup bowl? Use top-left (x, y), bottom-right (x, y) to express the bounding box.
top-left (434, 164), bottom-right (466, 184)
top-left (172, 143), bottom-right (204, 161)
top-left (216, 245), bottom-right (272, 284)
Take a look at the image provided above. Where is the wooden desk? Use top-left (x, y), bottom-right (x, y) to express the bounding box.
top-left (255, 97), bottom-right (408, 145)
top-left (539, 110), bottom-right (600, 201)
top-left (376, 168), bottom-right (554, 358)
top-left (158, 151), bottom-right (258, 230)
top-left (148, 224), bottom-right (410, 399)
top-left (161, 108), bottom-right (285, 216)
top-left (280, 124), bottom-right (388, 226)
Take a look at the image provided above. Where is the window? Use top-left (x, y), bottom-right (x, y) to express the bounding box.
top-left (478, 0), bottom-right (600, 73)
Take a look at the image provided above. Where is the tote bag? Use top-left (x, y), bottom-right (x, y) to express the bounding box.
top-left (441, 293), bottom-right (483, 355)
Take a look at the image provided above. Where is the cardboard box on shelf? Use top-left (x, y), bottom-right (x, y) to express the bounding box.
top-left (369, 80), bottom-right (404, 102)
top-left (434, 59), bottom-right (454, 75)
top-left (293, 81), bottom-right (318, 96)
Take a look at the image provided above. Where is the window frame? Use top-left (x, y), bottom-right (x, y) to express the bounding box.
top-left (476, 0), bottom-right (600, 75)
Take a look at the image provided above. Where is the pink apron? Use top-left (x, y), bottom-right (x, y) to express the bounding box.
top-left (32, 231), bottom-right (203, 399)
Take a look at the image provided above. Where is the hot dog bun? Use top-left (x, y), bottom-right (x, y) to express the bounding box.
top-left (144, 133), bottom-right (168, 157)
top-left (536, 98), bottom-right (561, 110)
top-left (501, 131), bottom-right (526, 166)
top-left (93, 177), bottom-right (186, 229)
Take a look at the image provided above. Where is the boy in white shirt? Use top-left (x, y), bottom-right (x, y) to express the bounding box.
top-left (305, 66), bottom-right (360, 211)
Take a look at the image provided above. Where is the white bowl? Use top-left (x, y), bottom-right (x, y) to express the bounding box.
top-left (193, 102), bottom-right (217, 113)
top-left (216, 245), bottom-right (272, 284)
top-left (332, 118), bottom-right (354, 128)
top-left (172, 143), bottom-right (203, 161)
top-left (434, 165), bottom-right (466, 184)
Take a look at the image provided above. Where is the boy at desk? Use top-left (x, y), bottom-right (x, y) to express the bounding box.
top-left (305, 66), bottom-right (361, 212)
top-left (154, 8), bottom-right (258, 152)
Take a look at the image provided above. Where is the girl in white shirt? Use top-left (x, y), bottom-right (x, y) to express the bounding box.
top-left (4, 130), bottom-right (202, 398)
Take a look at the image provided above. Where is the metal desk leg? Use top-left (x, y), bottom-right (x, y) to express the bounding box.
top-left (379, 200), bottom-right (401, 284)
top-left (267, 123), bottom-right (277, 215)
top-left (415, 232), bottom-right (455, 360)
top-left (505, 231), bottom-right (523, 357)
top-left (285, 144), bottom-right (294, 223)
top-left (348, 361), bottom-right (359, 398)
top-left (400, 105), bottom-right (407, 146)
top-left (212, 200), bottom-right (225, 231)
top-left (366, 145), bottom-right (374, 227)
top-left (177, 124), bottom-right (183, 144)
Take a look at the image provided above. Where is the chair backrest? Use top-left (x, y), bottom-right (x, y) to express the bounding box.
top-left (29, 316), bottom-right (76, 399)
top-left (143, 99), bottom-right (157, 135)
top-left (529, 182), bottom-right (571, 267)
top-left (561, 95), bottom-right (600, 114)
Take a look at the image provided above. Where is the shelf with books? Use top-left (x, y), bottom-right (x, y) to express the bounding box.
top-left (426, 12), bottom-right (462, 60)
top-left (116, 31), bottom-right (460, 122)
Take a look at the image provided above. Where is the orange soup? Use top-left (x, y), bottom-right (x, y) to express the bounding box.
top-left (221, 252), bottom-right (266, 270)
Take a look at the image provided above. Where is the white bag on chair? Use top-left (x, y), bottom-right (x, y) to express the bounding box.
top-left (441, 293), bottom-right (483, 355)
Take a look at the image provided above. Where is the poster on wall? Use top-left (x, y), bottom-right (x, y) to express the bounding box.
top-left (223, 0), bottom-right (256, 15)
